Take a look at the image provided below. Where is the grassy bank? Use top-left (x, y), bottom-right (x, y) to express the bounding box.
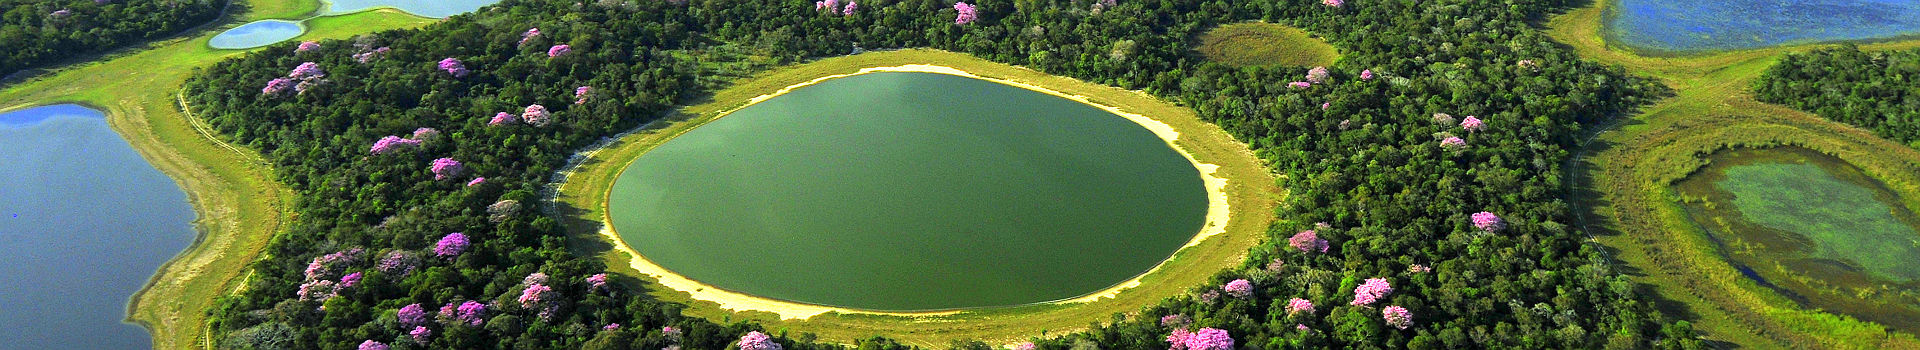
top-left (554, 49), bottom-right (1281, 347)
top-left (0, 1), bottom-right (433, 347)
top-left (1547, 1), bottom-right (1920, 348)
top-left (1194, 22), bottom-right (1340, 68)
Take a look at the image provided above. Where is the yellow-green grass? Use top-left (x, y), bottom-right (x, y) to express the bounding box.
top-left (1548, 0), bottom-right (1920, 348)
top-left (555, 49), bottom-right (1282, 347)
top-left (0, 3), bottom-right (433, 348)
top-left (1195, 23), bottom-right (1339, 68)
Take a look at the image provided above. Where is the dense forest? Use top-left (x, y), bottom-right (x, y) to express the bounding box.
top-left (1756, 44), bottom-right (1920, 149)
top-left (182, 0), bottom-right (1699, 348)
top-left (0, 0), bottom-right (225, 77)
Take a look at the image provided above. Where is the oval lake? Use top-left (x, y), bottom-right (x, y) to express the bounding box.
top-left (0, 105), bottom-right (196, 348)
top-left (607, 72), bottom-right (1209, 311)
top-left (209, 20), bottom-right (305, 50)
top-left (1608, 0), bottom-right (1920, 53)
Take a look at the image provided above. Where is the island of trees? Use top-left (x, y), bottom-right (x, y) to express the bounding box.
top-left (0, 0), bottom-right (226, 77)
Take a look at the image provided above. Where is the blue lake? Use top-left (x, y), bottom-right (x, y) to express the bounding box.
top-left (1608, 0), bottom-right (1920, 53)
top-left (0, 105), bottom-right (196, 348)
top-left (209, 20), bottom-right (305, 50)
top-left (324, 0), bottom-right (502, 18)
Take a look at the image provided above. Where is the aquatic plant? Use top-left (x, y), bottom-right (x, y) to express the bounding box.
top-left (1286, 298), bottom-right (1314, 315)
top-left (1471, 211), bottom-right (1505, 232)
top-left (1351, 278), bottom-right (1391, 305)
top-left (397, 303), bottom-right (428, 327)
top-left (1382, 305), bottom-right (1413, 329)
top-left (953, 2), bottom-right (976, 25)
top-left (1223, 279), bottom-right (1253, 298)
top-left (547, 44), bottom-right (571, 58)
top-left (434, 232), bottom-right (469, 257)
top-left (437, 58), bottom-right (468, 77)
top-left (738, 331), bottom-right (782, 350)
top-left (429, 158), bottom-right (464, 180)
top-left (522, 104), bottom-right (551, 127)
top-left (1288, 230), bottom-right (1327, 253)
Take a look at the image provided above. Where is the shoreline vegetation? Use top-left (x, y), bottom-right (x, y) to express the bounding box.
top-left (0, 0), bottom-right (434, 346)
top-left (553, 49), bottom-right (1279, 347)
top-left (1548, 0), bottom-right (1920, 348)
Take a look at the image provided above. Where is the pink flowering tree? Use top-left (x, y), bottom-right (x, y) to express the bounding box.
top-left (409, 326), bottom-right (431, 342)
top-left (1305, 66), bottom-right (1330, 84)
top-left (1408, 264), bottom-right (1432, 273)
top-left (1321, 0), bottom-right (1342, 7)
top-left (1160, 314), bottom-right (1190, 328)
top-left (1286, 298), bottom-right (1315, 315)
top-left (352, 47), bottom-right (391, 63)
top-left (1222, 279), bottom-right (1253, 298)
top-left (1471, 211), bottom-right (1506, 232)
top-left (547, 44), bottom-right (572, 58)
top-left (738, 331), bottom-right (783, 350)
top-left (815, 0), bottom-right (838, 13)
top-left (519, 28), bottom-right (540, 46)
top-left (288, 62), bottom-right (325, 80)
top-left (429, 157), bottom-right (464, 180)
top-left (1185, 328), bottom-right (1234, 350)
top-left (1351, 278), bottom-right (1392, 306)
top-left (1460, 115), bottom-right (1485, 132)
top-left (376, 250), bottom-right (417, 276)
top-left (434, 232), bottom-right (469, 257)
top-left (1360, 69), bottom-right (1374, 80)
top-left (297, 280), bottom-right (337, 301)
top-left (370, 135), bottom-right (421, 155)
top-left (466, 177), bottom-right (487, 187)
top-left (454, 301), bottom-right (487, 326)
top-left (1439, 136), bottom-right (1467, 149)
top-left (398, 303), bottom-right (428, 327)
top-left (1288, 230), bottom-right (1328, 253)
top-left (358, 340), bottom-right (387, 350)
top-left (338, 272), bottom-right (363, 288)
top-left (411, 127), bottom-right (440, 143)
top-left (953, 2), bottom-right (976, 25)
top-left (295, 41), bottom-right (320, 54)
top-left (1383, 305), bottom-right (1413, 329)
top-left (1013, 342), bottom-right (1035, 350)
top-left (438, 58), bottom-right (469, 77)
top-left (586, 273), bottom-right (608, 291)
top-left (842, 1), bottom-right (857, 15)
top-left (574, 86), bottom-right (592, 104)
top-left (1432, 113), bottom-right (1455, 124)
top-left (522, 104), bottom-right (552, 127)
top-left (262, 78), bottom-right (294, 95)
top-left (1288, 81), bottom-right (1311, 89)
top-left (489, 111), bottom-right (519, 126)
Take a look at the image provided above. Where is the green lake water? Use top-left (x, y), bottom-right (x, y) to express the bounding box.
top-left (606, 72), bottom-right (1208, 311)
top-left (1674, 147), bottom-right (1920, 332)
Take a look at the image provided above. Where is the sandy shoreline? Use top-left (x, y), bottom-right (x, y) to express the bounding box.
top-left (594, 64), bottom-right (1234, 320)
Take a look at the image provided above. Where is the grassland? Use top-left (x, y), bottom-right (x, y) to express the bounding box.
top-left (1194, 22), bottom-right (1340, 68)
top-left (553, 49), bottom-right (1282, 347)
top-left (1548, 0), bottom-right (1920, 348)
top-left (0, 1), bottom-right (434, 347)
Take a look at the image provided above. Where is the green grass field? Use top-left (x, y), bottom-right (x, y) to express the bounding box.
top-left (554, 49), bottom-right (1282, 347)
top-left (1547, 0), bottom-right (1920, 348)
top-left (0, 1), bottom-right (434, 347)
top-left (1195, 23), bottom-right (1339, 68)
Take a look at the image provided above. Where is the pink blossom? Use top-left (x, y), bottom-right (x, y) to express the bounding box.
top-left (575, 86), bottom-right (592, 104)
top-left (295, 41), bottom-right (320, 54)
top-left (1351, 278), bottom-right (1392, 306)
top-left (1160, 314), bottom-right (1190, 328)
top-left (663, 326), bottom-right (682, 340)
top-left (1296, 324), bottom-right (1309, 331)
top-left (288, 62), bottom-right (325, 80)
top-left (815, 0), bottom-right (838, 13)
top-left (370, 135), bottom-right (421, 154)
top-left (523, 272), bottom-right (549, 286)
top-left (519, 28), bottom-right (541, 46)
top-left (518, 283), bottom-right (552, 308)
top-left (738, 331), bottom-right (783, 350)
top-left (1288, 230), bottom-right (1328, 253)
top-left (466, 177), bottom-right (486, 187)
top-left (1360, 69), bottom-right (1374, 80)
top-left (1288, 81), bottom-right (1311, 89)
top-left (376, 251), bottom-right (417, 276)
top-left (547, 45), bottom-right (572, 58)
top-left (522, 104), bottom-right (552, 127)
top-left (1440, 136), bottom-right (1466, 148)
top-left (398, 303), bottom-right (428, 327)
top-left (603, 323), bottom-right (621, 331)
top-left (1185, 328), bottom-right (1234, 350)
top-left (489, 111), bottom-right (519, 126)
top-left (297, 280), bottom-right (336, 301)
top-left (1471, 211), bottom-right (1506, 232)
top-left (262, 78), bottom-right (294, 95)
top-left (304, 248), bottom-right (363, 280)
top-left (1459, 115), bottom-right (1485, 132)
top-left (411, 127), bottom-right (440, 142)
top-left (1222, 279), bottom-right (1253, 298)
top-left (353, 47), bottom-right (390, 63)
top-left (1383, 305), bottom-right (1413, 329)
top-left (1321, 102), bottom-right (1330, 110)
top-left (429, 158), bottom-right (464, 180)
top-left (953, 2), bottom-right (977, 25)
top-left (1321, 0), bottom-right (1342, 7)
top-left (338, 272), bottom-right (362, 288)
top-left (409, 326), bottom-right (431, 342)
top-left (358, 340), bottom-right (388, 350)
top-left (1013, 342), bottom-right (1035, 350)
top-left (1286, 298), bottom-right (1314, 315)
top-left (842, 1), bottom-right (857, 15)
top-left (586, 273), bottom-right (608, 290)
top-left (1165, 329), bottom-right (1191, 350)
top-left (1408, 264), bottom-right (1432, 273)
top-left (438, 58), bottom-right (469, 77)
top-left (434, 232), bottom-right (469, 257)
top-left (1432, 113), bottom-right (1455, 124)
top-left (1305, 66), bottom-right (1330, 84)
top-left (455, 301), bottom-right (487, 326)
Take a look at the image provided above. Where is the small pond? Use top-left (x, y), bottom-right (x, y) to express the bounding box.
top-left (608, 72), bottom-right (1209, 311)
top-left (1607, 0), bottom-right (1920, 53)
top-left (1674, 147), bottom-right (1920, 332)
top-left (0, 105), bottom-right (197, 348)
top-left (208, 20), bottom-right (305, 50)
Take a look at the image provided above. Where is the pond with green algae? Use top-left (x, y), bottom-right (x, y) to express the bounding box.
top-left (606, 72), bottom-right (1209, 311)
top-left (1674, 147), bottom-right (1920, 332)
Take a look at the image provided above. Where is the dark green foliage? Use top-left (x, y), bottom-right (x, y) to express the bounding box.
top-left (0, 0), bottom-right (225, 76)
top-left (184, 0), bottom-right (1697, 348)
top-left (1756, 44), bottom-right (1920, 149)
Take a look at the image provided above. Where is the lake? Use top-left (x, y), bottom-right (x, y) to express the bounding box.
top-left (324, 0), bottom-right (502, 18)
top-left (1674, 147), bottom-right (1920, 332)
top-left (0, 105), bottom-right (197, 348)
top-left (208, 20), bottom-right (305, 50)
top-left (1607, 0), bottom-right (1920, 53)
top-left (607, 72), bottom-right (1209, 311)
